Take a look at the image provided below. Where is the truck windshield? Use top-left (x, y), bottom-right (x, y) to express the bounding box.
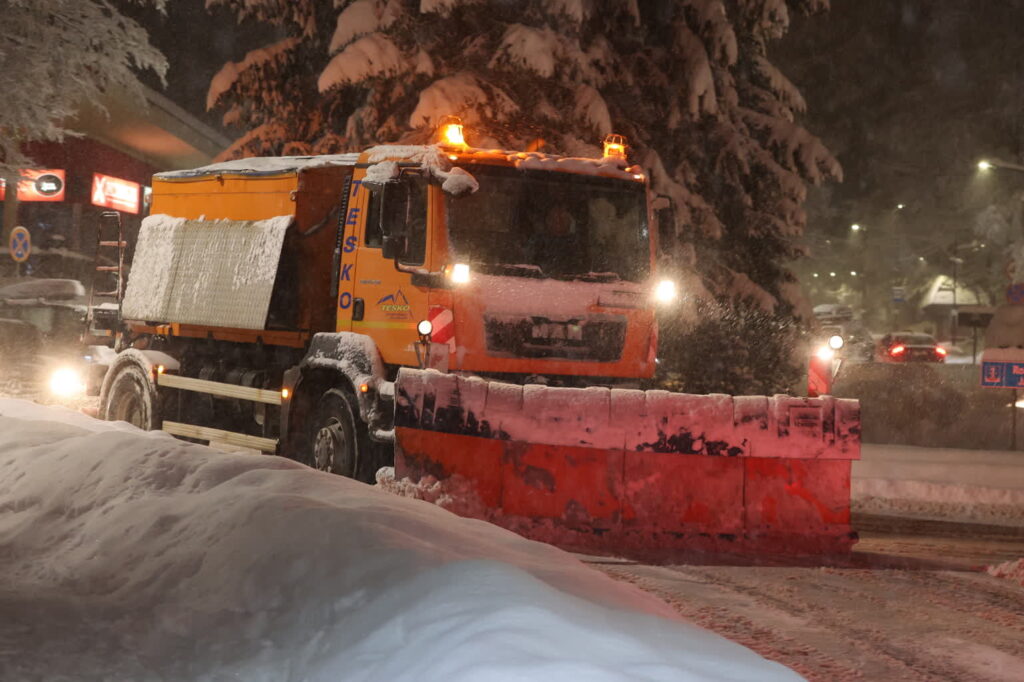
top-left (445, 165), bottom-right (650, 282)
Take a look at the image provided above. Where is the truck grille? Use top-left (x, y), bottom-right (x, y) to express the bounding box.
top-left (483, 315), bottom-right (626, 362)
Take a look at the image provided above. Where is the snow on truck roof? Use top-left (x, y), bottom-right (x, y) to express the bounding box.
top-left (155, 145), bottom-right (643, 182)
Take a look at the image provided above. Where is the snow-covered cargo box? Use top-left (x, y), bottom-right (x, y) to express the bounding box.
top-left (123, 156), bottom-right (359, 333)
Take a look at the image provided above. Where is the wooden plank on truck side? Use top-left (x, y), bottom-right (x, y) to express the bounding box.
top-left (161, 421), bottom-right (279, 453)
top-left (157, 373), bottom-right (282, 405)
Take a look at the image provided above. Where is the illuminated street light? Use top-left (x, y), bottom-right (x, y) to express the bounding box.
top-left (850, 223), bottom-right (862, 232)
top-left (976, 158), bottom-right (1024, 173)
top-left (812, 272), bottom-right (819, 278)
top-left (896, 203), bottom-right (905, 210)
top-left (850, 270), bottom-right (858, 276)
top-left (829, 271), bottom-right (836, 277)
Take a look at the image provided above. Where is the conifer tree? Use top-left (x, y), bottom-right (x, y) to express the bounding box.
top-left (208, 0), bottom-right (839, 393)
top-left (0, 0), bottom-right (168, 176)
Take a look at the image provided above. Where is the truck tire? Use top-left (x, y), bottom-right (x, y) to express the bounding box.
top-left (309, 389), bottom-right (366, 479)
top-left (102, 361), bottom-right (160, 431)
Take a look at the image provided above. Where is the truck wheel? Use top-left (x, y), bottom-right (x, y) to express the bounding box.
top-left (310, 389), bottom-right (362, 478)
top-left (102, 362), bottom-right (159, 431)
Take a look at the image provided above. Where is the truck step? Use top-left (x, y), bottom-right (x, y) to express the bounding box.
top-left (162, 420), bottom-right (278, 453)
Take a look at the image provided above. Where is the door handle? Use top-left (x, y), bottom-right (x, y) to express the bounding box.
top-left (352, 298), bottom-right (365, 321)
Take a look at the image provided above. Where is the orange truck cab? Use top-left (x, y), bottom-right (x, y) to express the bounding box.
top-left (99, 125), bottom-right (677, 480)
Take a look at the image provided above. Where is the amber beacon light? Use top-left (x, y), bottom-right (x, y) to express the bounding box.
top-left (603, 133), bottom-right (628, 160)
top-left (438, 115), bottom-right (467, 148)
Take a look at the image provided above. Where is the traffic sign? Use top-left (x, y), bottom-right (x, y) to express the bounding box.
top-left (1008, 283), bottom-right (1024, 304)
top-left (981, 360), bottom-right (1024, 388)
top-left (892, 286), bottom-right (906, 303)
top-left (8, 226), bottom-right (30, 263)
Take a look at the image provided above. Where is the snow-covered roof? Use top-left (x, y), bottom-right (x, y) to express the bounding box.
top-left (0, 278), bottom-right (86, 302)
top-left (155, 153), bottom-right (361, 179)
top-left (367, 144), bottom-right (644, 181)
top-left (157, 145), bottom-right (644, 183)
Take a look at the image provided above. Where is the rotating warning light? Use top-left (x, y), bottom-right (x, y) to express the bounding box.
top-left (827, 334), bottom-right (845, 350)
top-left (417, 319), bottom-right (434, 337)
top-left (438, 115), bottom-right (466, 148)
top-left (603, 133), bottom-right (628, 160)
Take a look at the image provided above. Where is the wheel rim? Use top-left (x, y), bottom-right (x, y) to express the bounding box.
top-left (112, 389), bottom-right (146, 429)
top-left (313, 417), bottom-right (348, 472)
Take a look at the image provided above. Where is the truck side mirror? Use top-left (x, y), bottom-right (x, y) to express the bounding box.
top-left (382, 234), bottom-right (407, 260)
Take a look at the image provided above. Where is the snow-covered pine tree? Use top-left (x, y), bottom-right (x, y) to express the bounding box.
top-left (208, 0), bottom-right (839, 393)
top-left (0, 0), bottom-right (168, 177)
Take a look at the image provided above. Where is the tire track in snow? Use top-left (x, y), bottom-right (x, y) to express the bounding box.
top-left (600, 559), bottom-right (1024, 682)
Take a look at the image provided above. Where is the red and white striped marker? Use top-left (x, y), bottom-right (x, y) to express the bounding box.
top-left (428, 305), bottom-right (455, 352)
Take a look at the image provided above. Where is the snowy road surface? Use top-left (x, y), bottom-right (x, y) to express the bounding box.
top-left (0, 399), bottom-right (796, 682)
top-left (599, 549), bottom-right (1024, 681)
top-left (592, 440), bottom-right (1024, 681)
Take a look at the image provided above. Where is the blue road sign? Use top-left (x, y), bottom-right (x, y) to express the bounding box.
top-left (981, 361), bottom-right (1024, 388)
top-left (8, 226), bottom-right (30, 263)
top-left (1008, 283), bottom-right (1024, 304)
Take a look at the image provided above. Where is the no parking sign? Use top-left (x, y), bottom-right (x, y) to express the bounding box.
top-left (8, 226), bottom-right (30, 263)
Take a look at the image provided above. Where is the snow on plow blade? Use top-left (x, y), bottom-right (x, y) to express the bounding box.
top-left (393, 368), bottom-right (861, 560)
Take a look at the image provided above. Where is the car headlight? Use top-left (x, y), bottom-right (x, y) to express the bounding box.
top-left (654, 279), bottom-right (678, 304)
top-left (827, 334), bottom-right (845, 350)
top-left (49, 367), bottom-right (86, 397)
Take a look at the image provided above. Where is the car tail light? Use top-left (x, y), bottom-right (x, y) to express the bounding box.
top-left (935, 347), bottom-right (947, 357)
top-left (890, 344), bottom-right (906, 356)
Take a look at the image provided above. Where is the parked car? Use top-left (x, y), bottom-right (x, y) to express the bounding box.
top-left (875, 332), bottom-right (947, 363)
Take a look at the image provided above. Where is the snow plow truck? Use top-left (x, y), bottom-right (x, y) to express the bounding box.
top-left (97, 120), bottom-right (860, 559)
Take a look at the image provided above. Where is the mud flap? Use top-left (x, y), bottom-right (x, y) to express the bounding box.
top-left (392, 368), bottom-right (861, 560)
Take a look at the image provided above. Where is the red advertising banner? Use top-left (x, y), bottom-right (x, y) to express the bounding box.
top-left (91, 173), bottom-right (140, 214)
top-left (0, 169), bottom-right (66, 202)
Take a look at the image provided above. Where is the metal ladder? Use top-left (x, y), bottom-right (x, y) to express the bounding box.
top-left (86, 211), bottom-right (126, 344)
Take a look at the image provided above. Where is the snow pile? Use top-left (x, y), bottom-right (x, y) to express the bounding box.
top-left (365, 145), bottom-right (478, 195)
top-left (852, 444), bottom-right (1024, 527)
top-left (0, 400), bottom-right (798, 681)
top-left (986, 558), bottom-right (1024, 587)
top-left (318, 33), bottom-right (403, 92)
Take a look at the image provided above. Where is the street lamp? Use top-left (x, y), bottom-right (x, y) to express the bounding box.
top-left (976, 158), bottom-right (1024, 173)
top-left (851, 223), bottom-right (862, 232)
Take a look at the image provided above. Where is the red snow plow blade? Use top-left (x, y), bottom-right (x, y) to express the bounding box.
top-left (393, 368), bottom-right (861, 560)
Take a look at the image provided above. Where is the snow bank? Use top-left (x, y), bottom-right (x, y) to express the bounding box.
top-left (852, 444), bottom-right (1024, 527)
top-left (0, 399), bottom-right (798, 681)
top-left (986, 558), bottom-right (1024, 587)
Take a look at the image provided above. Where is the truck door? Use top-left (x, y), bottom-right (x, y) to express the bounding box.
top-left (350, 171), bottom-right (430, 367)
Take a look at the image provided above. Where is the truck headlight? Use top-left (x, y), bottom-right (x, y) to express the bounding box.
top-left (827, 334), bottom-right (845, 350)
top-left (654, 279), bottom-right (677, 303)
top-left (49, 367), bottom-right (86, 397)
top-left (449, 262), bottom-right (471, 284)
top-left (814, 346), bottom-right (835, 361)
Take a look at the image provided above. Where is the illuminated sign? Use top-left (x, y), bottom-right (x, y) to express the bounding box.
top-left (91, 173), bottom-right (140, 214)
top-left (0, 169), bottom-right (66, 202)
